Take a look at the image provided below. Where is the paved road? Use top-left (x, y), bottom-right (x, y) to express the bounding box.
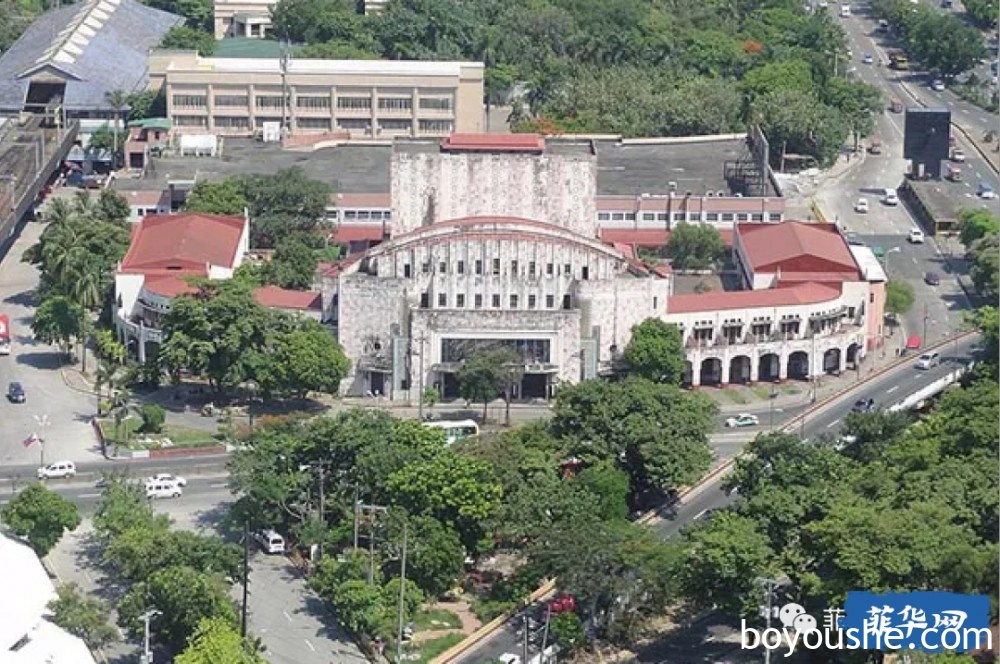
top-left (0, 217), bottom-right (99, 471)
top-left (456, 336), bottom-right (978, 663)
top-left (31, 478), bottom-right (368, 664)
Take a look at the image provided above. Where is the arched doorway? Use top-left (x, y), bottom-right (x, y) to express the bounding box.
top-left (729, 356), bottom-right (751, 384)
top-left (700, 357), bottom-right (723, 386)
top-left (787, 351), bottom-right (809, 380)
top-left (823, 348), bottom-right (842, 374)
top-left (846, 342), bottom-right (861, 367)
top-left (682, 361), bottom-right (693, 387)
top-left (758, 353), bottom-right (780, 382)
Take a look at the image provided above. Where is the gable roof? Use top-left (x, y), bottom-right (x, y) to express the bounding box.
top-left (120, 213), bottom-right (245, 273)
top-left (737, 222), bottom-right (861, 280)
top-left (253, 285), bottom-right (322, 311)
top-left (667, 282), bottom-right (842, 314)
top-left (0, 0), bottom-right (182, 111)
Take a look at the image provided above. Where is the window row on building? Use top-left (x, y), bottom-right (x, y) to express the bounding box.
top-left (171, 94), bottom-right (454, 112)
top-left (419, 291), bottom-right (574, 311)
top-left (171, 116), bottom-right (453, 134)
top-left (597, 211), bottom-right (784, 223)
top-left (400, 258), bottom-right (594, 280)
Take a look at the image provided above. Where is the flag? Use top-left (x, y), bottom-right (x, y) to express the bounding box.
top-left (22, 433), bottom-right (39, 448)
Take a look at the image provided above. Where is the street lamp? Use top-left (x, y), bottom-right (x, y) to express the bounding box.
top-left (768, 384), bottom-right (779, 427)
top-left (139, 609), bottom-right (161, 664)
top-left (245, 380), bottom-right (258, 430)
top-left (32, 414), bottom-right (50, 468)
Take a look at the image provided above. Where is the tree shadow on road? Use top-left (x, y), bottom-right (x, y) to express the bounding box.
top-left (16, 351), bottom-right (64, 370)
top-left (299, 593), bottom-right (364, 648)
top-left (4, 290), bottom-right (37, 308)
top-left (191, 501), bottom-right (236, 539)
top-left (629, 610), bottom-right (756, 664)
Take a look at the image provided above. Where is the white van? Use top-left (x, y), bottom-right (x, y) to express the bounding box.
top-left (146, 480), bottom-right (182, 499)
top-left (840, 4), bottom-right (851, 16)
top-left (254, 529), bottom-right (285, 554)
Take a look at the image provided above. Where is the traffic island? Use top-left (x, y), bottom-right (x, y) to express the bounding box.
top-left (91, 418), bottom-right (227, 459)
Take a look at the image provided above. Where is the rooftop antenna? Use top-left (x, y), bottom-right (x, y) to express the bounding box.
top-left (280, 40), bottom-right (291, 136)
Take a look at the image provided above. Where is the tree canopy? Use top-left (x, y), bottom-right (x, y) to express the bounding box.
top-left (885, 280), bottom-right (916, 316)
top-left (624, 318), bottom-right (686, 384)
top-left (1, 484), bottom-right (81, 556)
top-left (666, 222), bottom-right (726, 270)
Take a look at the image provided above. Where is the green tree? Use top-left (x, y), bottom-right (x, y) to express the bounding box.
top-left (550, 378), bottom-right (716, 496)
top-left (241, 167), bottom-right (332, 248)
top-left (265, 234), bottom-right (319, 290)
top-left (184, 178), bottom-right (248, 215)
top-left (175, 617), bottom-right (266, 664)
top-left (969, 234), bottom-right (999, 300)
top-left (623, 318), bottom-right (685, 384)
top-left (577, 460), bottom-right (630, 522)
top-left (47, 583), bottom-right (119, 650)
top-left (665, 222), bottom-right (725, 270)
top-left (118, 566), bottom-right (238, 650)
top-left (147, 0), bottom-right (213, 30)
top-left (258, 320), bottom-right (351, 397)
top-left (385, 515), bottom-right (465, 598)
top-left (549, 611), bottom-right (588, 653)
top-left (140, 403), bottom-right (166, 433)
top-left (958, 209), bottom-right (1000, 247)
top-left (329, 579), bottom-right (390, 637)
top-left (457, 348), bottom-right (520, 421)
top-left (885, 280), bottom-right (915, 316)
top-left (97, 188), bottom-right (130, 225)
top-left (125, 89), bottom-right (166, 121)
top-left (1, 484), bottom-right (81, 555)
top-left (92, 475), bottom-right (170, 543)
top-left (160, 25), bottom-right (216, 55)
top-left (31, 295), bottom-right (84, 359)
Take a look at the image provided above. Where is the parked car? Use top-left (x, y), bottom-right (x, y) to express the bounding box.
top-left (950, 147), bottom-right (966, 162)
top-left (144, 473), bottom-right (187, 487)
top-left (254, 529), bottom-right (286, 555)
top-left (908, 228), bottom-right (925, 244)
top-left (924, 271), bottom-right (941, 286)
top-left (7, 381), bottom-right (25, 403)
top-left (854, 197), bottom-right (869, 213)
top-left (37, 461), bottom-right (76, 480)
top-left (725, 413), bottom-right (759, 428)
top-left (868, 139), bottom-right (882, 154)
top-left (146, 480), bottom-right (182, 500)
top-left (65, 172), bottom-right (104, 189)
top-left (851, 398), bottom-right (876, 413)
top-left (930, 79), bottom-right (946, 92)
top-left (916, 352), bottom-right (940, 369)
top-left (882, 188), bottom-right (899, 206)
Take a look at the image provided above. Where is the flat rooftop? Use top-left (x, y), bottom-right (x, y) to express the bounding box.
top-left (593, 138), bottom-right (777, 197)
top-left (115, 135), bottom-right (774, 198)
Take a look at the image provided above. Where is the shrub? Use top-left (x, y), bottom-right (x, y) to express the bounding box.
top-left (140, 404), bottom-right (166, 434)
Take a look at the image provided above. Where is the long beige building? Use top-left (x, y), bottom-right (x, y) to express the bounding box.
top-left (148, 51), bottom-right (485, 138)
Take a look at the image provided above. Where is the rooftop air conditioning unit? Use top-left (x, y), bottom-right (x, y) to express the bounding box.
top-left (716, 190), bottom-right (726, 197)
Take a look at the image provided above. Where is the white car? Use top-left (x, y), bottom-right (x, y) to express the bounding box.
top-left (145, 473), bottom-right (187, 487)
top-left (146, 480), bottom-right (182, 499)
top-left (882, 189), bottom-right (899, 206)
top-left (854, 198), bottom-right (869, 213)
top-left (725, 413), bottom-right (760, 428)
top-left (254, 529), bottom-right (286, 555)
top-left (950, 148), bottom-right (966, 162)
top-left (930, 79), bottom-right (946, 92)
top-left (908, 228), bottom-right (925, 244)
top-left (37, 461), bottom-right (76, 480)
top-left (916, 352), bottom-right (940, 370)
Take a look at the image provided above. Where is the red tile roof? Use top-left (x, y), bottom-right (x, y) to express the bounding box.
top-left (122, 189), bottom-right (168, 208)
top-left (441, 133), bottom-right (545, 153)
top-left (120, 213), bottom-right (245, 273)
top-left (253, 286), bottom-right (322, 311)
top-left (143, 275), bottom-right (200, 297)
top-left (599, 228), bottom-right (733, 247)
top-left (738, 222), bottom-right (860, 280)
top-left (329, 192), bottom-right (391, 208)
top-left (331, 224), bottom-right (387, 243)
top-left (667, 282), bottom-right (842, 314)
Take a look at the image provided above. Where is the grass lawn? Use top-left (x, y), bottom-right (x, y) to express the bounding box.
top-left (780, 383), bottom-right (802, 395)
top-left (97, 419), bottom-right (218, 448)
top-left (750, 385), bottom-right (774, 400)
top-left (722, 388), bottom-right (748, 404)
top-left (408, 633), bottom-right (465, 664)
top-left (413, 608), bottom-right (463, 631)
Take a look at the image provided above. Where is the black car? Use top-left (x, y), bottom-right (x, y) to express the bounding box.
top-left (925, 272), bottom-right (941, 286)
top-left (7, 381), bottom-right (25, 403)
top-left (852, 398), bottom-right (875, 413)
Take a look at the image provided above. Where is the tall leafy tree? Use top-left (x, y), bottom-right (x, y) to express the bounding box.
top-left (624, 318), bottom-right (685, 384)
top-left (184, 178), bottom-right (248, 215)
top-left (1, 484), bottom-right (81, 555)
top-left (665, 222), bottom-right (726, 270)
top-left (31, 295), bottom-right (84, 359)
top-left (265, 234), bottom-right (319, 290)
top-left (885, 280), bottom-right (915, 316)
top-left (48, 583), bottom-right (119, 650)
top-left (175, 617), bottom-right (266, 664)
top-left (456, 348), bottom-right (520, 421)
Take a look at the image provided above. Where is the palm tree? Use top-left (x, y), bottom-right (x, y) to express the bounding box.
top-left (104, 89), bottom-right (129, 169)
top-left (44, 197), bottom-right (74, 226)
top-left (72, 189), bottom-right (95, 216)
top-left (108, 387), bottom-right (140, 454)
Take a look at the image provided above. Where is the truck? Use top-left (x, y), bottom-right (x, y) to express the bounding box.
top-left (0, 314), bottom-right (11, 355)
top-left (888, 50), bottom-right (910, 70)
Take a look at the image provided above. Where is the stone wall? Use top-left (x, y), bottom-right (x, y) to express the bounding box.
top-left (575, 277), bottom-right (674, 361)
top-left (390, 150), bottom-right (598, 236)
top-left (337, 275), bottom-right (409, 395)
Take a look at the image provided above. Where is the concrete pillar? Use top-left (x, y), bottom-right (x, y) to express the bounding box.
top-left (778, 354), bottom-right (788, 381)
top-left (838, 348), bottom-right (847, 373)
top-left (749, 356), bottom-right (760, 383)
top-left (720, 357), bottom-right (731, 386)
top-left (691, 358), bottom-right (702, 387)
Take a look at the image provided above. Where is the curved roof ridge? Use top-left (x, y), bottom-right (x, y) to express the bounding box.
top-left (35, 0), bottom-right (119, 69)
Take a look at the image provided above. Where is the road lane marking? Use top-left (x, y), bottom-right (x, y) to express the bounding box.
top-left (887, 385), bottom-right (899, 394)
top-left (692, 509), bottom-right (708, 521)
top-left (77, 492), bottom-right (101, 498)
top-left (283, 611), bottom-right (293, 623)
top-left (826, 419), bottom-right (841, 429)
top-left (304, 639), bottom-right (316, 652)
top-left (209, 483), bottom-right (228, 488)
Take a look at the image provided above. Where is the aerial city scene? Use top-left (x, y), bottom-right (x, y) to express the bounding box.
top-left (0, 0), bottom-right (997, 661)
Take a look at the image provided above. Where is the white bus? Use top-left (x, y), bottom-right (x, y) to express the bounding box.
top-left (423, 419), bottom-right (480, 445)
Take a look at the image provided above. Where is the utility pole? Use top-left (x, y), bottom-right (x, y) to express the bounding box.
top-left (352, 484), bottom-right (360, 550)
top-left (415, 334), bottom-right (427, 420)
top-left (356, 503), bottom-right (388, 583)
top-left (757, 578), bottom-right (778, 664)
top-left (922, 303), bottom-right (929, 343)
top-left (241, 519), bottom-right (250, 638)
top-left (139, 609), bottom-right (160, 664)
top-left (395, 522), bottom-right (408, 664)
top-left (522, 613), bottom-right (530, 664)
top-left (538, 606), bottom-right (552, 663)
top-left (309, 461), bottom-right (330, 560)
